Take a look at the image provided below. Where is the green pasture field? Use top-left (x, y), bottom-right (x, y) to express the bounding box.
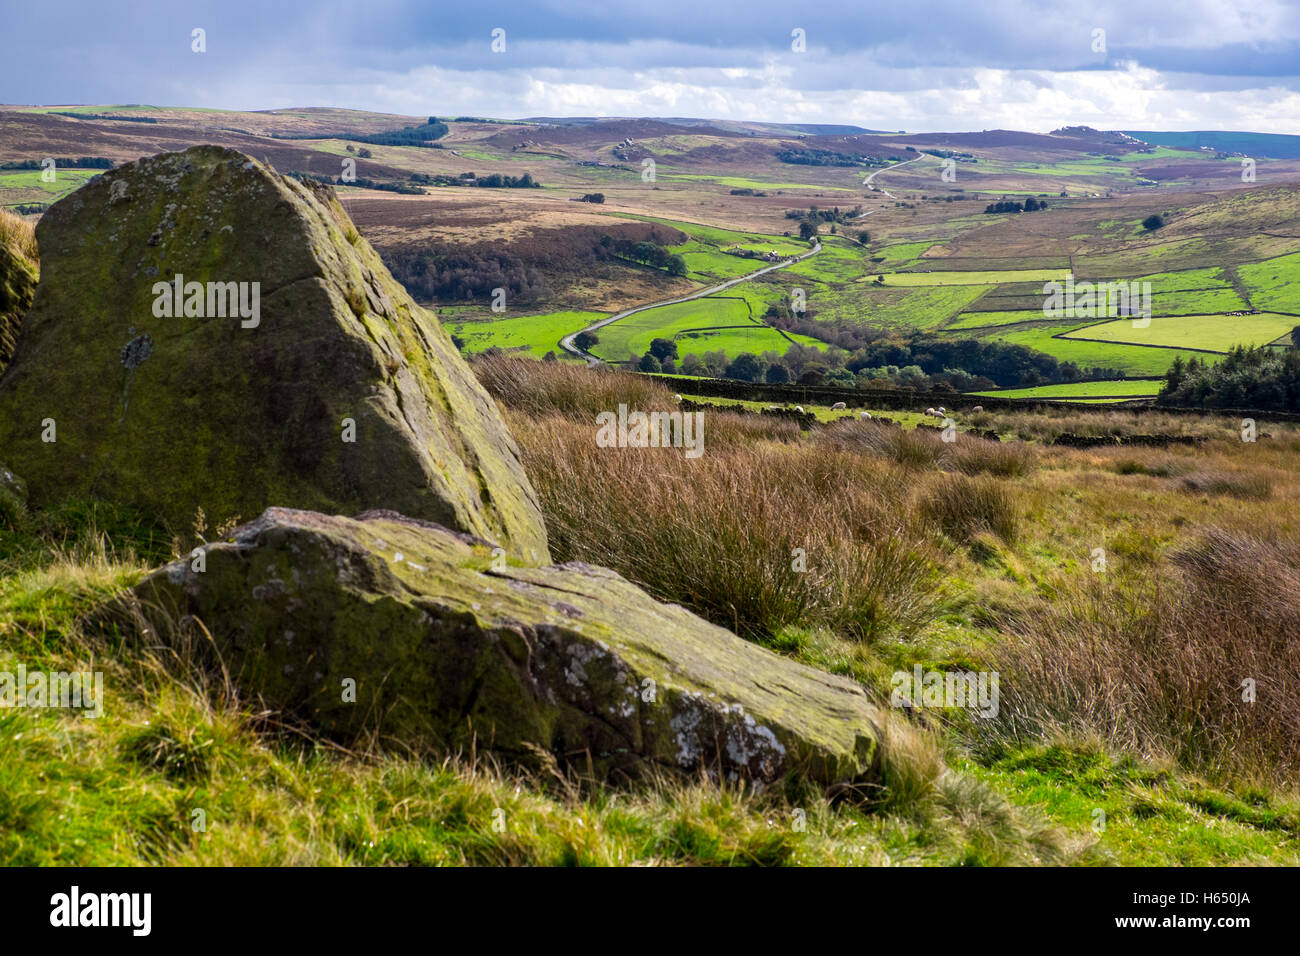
top-left (982, 323), bottom-right (1219, 376)
top-left (969, 380), bottom-right (1163, 400)
top-left (671, 326), bottom-right (823, 361)
top-left (871, 268), bottom-right (1070, 287)
top-left (615, 215), bottom-right (811, 282)
top-left (1061, 312), bottom-right (1298, 353)
top-left (589, 296), bottom-right (824, 362)
top-left (444, 310), bottom-right (604, 358)
top-left (782, 238), bottom-right (873, 284)
top-left (947, 288), bottom-right (1248, 330)
top-left (947, 309), bottom-right (1049, 330)
top-left (615, 214), bottom-right (808, 257)
top-left (1237, 251), bottom-right (1300, 314)
top-left (1076, 235), bottom-right (1299, 279)
top-left (871, 241), bottom-right (935, 265)
top-left (0, 168), bottom-right (102, 204)
top-left (811, 284), bottom-right (986, 329)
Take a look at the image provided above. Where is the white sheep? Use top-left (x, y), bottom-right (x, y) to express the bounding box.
top-left (971, 405), bottom-right (984, 413)
top-left (831, 401), bottom-right (847, 410)
top-left (674, 394), bottom-right (682, 402)
top-left (937, 406), bottom-right (946, 414)
top-left (925, 407), bottom-right (937, 416)
top-left (860, 411), bottom-right (872, 420)
top-left (794, 405), bottom-right (804, 413)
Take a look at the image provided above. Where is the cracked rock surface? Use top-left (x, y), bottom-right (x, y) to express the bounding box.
top-left (129, 507), bottom-right (884, 792)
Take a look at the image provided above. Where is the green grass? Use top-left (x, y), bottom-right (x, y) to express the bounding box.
top-left (443, 310), bottom-right (604, 358)
top-left (983, 324), bottom-right (1219, 375)
top-left (947, 309), bottom-right (1048, 330)
top-left (872, 268), bottom-right (1070, 287)
top-left (1238, 251), bottom-right (1300, 314)
top-left (1061, 312), bottom-right (1297, 353)
top-left (0, 168), bottom-right (102, 205)
top-left (870, 241), bottom-right (936, 265)
top-left (969, 380), bottom-right (1163, 400)
top-left (589, 296), bottom-right (825, 362)
top-left (968, 744), bottom-right (1300, 866)
top-left (814, 284), bottom-right (987, 330)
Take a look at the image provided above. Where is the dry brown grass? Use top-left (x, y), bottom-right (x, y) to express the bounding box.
top-left (473, 352), bottom-right (675, 418)
top-left (986, 527), bottom-right (1300, 782)
top-left (510, 412), bottom-right (943, 642)
top-left (0, 208), bottom-right (37, 262)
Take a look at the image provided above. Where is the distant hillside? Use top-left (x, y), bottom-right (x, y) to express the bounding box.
top-left (521, 116), bottom-right (889, 136)
top-left (1122, 130), bottom-right (1300, 159)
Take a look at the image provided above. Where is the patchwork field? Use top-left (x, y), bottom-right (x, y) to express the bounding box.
top-left (443, 309), bottom-right (602, 358)
top-left (970, 379), bottom-right (1164, 400)
top-left (1061, 312), bottom-right (1297, 352)
top-left (3, 105), bottom-right (1298, 394)
top-left (588, 296), bottom-right (826, 362)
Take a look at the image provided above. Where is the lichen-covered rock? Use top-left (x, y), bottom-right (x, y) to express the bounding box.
top-left (129, 507), bottom-right (884, 792)
top-left (0, 211), bottom-right (38, 374)
top-left (0, 146), bottom-right (547, 563)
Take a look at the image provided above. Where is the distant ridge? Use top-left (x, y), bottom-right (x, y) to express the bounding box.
top-left (520, 116), bottom-right (890, 135)
top-left (1122, 130), bottom-right (1300, 159)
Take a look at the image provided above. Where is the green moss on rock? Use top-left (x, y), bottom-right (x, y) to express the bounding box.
top-left (0, 146), bottom-right (548, 563)
top-left (0, 220), bottom-right (38, 374)
top-left (128, 507), bottom-right (884, 793)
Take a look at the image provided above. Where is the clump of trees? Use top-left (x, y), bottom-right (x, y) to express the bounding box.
top-left (785, 205), bottom-right (864, 224)
top-left (276, 117), bottom-right (449, 147)
top-left (984, 198), bottom-right (1048, 214)
top-left (1143, 214), bottom-right (1165, 230)
top-left (652, 324), bottom-right (1119, 391)
top-left (408, 171), bottom-right (541, 189)
top-left (776, 148), bottom-right (884, 168)
top-left (289, 171), bottom-right (425, 194)
top-left (382, 247), bottom-right (547, 303)
top-left (598, 235), bottom-right (687, 276)
top-left (1157, 345), bottom-right (1300, 411)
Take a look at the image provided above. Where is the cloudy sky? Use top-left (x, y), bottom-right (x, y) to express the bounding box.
top-left (6, 0), bottom-right (1300, 132)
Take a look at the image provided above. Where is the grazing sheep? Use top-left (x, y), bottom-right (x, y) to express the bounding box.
top-left (674, 394), bottom-right (682, 402)
top-left (794, 405), bottom-right (804, 413)
top-left (860, 411), bottom-right (872, 420)
top-left (925, 407), bottom-right (937, 416)
top-left (937, 406), bottom-right (946, 414)
top-left (971, 405), bottom-right (984, 413)
top-left (831, 401), bottom-right (847, 410)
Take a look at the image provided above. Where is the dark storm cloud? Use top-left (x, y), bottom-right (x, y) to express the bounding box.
top-left (2, 0), bottom-right (1298, 130)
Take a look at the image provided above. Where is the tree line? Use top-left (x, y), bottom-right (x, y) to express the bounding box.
top-left (1157, 343), bottom-right (1300, 411)
top-left (984, 198), bottom-right (1049, 214)
top-left (1, 157), bottom-right (113, 169)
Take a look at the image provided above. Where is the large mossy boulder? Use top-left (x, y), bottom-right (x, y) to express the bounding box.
top-left (0, 146), bottom-right (547, 563)
top-left (0, 210), bottom-right (38, 374)
top-left (129, 507), bottom-right (884, 792)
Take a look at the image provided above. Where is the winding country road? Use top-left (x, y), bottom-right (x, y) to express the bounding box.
top-left (559, 242), bottom-right (821, 363)
top-left (559, 154), bottom-right (926, 364)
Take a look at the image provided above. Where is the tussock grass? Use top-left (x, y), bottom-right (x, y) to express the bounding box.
top-left (512, 413), bottom-right (942, 642)
top-left (986, 528), bottom-right (1300, 782)
top-left (918, 473), bottom-right (1019, 543)
top-left (0, 208), bottom-right (37, 262)
top-left (1178, 470), bottom-right (1273, 499)
top-left (952, 439), bottom-right (1036, 478)
top-left (473, 352), bottom-right (675, 418)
